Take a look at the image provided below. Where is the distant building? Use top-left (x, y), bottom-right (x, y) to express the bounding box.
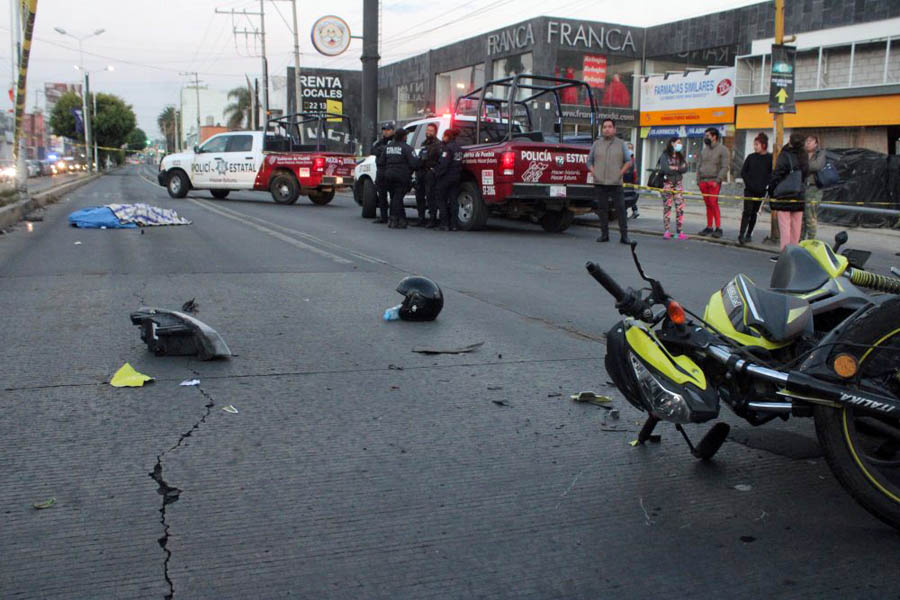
top-left (180, 87), bottom-right (230, 148)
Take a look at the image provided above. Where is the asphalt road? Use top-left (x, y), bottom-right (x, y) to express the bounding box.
top-left (1, 166), bottom-right (898, 599)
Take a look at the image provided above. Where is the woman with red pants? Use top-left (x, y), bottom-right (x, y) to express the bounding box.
top-left (768, 133), bottom-right (809, 249)
top-left (695, 128), bottom-right (730, 238)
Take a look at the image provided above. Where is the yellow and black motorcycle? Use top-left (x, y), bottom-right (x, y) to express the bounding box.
top-left (589, 239), bottom-right (900, 530)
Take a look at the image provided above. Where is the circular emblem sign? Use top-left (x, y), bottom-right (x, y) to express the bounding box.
top-left (716, 78), bottom-right (733, 96)
top-left (311, 15), bottom-right (351, 57)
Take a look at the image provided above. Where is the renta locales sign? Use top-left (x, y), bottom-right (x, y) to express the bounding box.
top-left (487, 20), bottom-right (637, 56)
top-left (639, 68), bottom-right (736, 126)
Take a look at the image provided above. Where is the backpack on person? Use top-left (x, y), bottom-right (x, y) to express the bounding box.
top-left (816, 160), bottom-right (840, 188)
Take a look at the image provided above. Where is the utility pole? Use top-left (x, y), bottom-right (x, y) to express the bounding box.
top-left (289, 0), bottom-right (301, 114)
top-left (180, 71), bottom-right (203, 144)
top-left (767, 0), bottom-right (796, 245)
top-left (215, 5), bottom-right (269, 122)
top-left (361, 0), bottom-right (379, 149)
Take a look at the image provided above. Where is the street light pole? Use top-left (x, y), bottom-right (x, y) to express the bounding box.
top-left (54, 27), bottom-right (105, 173)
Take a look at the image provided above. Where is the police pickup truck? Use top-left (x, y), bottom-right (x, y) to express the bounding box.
top-left (158, 112), bottom-right (356, 205)
top-left (353, 75), bottom-right (599, 232)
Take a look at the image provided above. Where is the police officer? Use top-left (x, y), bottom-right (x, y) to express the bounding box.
top-left (434, 128), bottom-right (463, 231)
top-left (383, 127), bottom-right (420, 229)
top-left (414, 123), bottom-right (441, 227)
top-left (371, 121), bottom-right (395, 224)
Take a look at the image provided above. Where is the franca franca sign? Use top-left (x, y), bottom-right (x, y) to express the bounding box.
top-left (487, 20), bottom-right (637, 56)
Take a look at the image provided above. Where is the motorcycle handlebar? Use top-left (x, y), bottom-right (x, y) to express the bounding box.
top-left (585, 262), bottom-right (626, 303)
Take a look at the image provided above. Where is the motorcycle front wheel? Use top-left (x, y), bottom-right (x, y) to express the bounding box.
top-left (814, 298), bottom-right (900, 530)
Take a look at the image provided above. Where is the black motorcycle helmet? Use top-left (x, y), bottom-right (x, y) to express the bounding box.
top-left (396, 276), bottom-right (443, 321)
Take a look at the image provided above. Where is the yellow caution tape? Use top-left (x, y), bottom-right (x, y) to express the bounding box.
top-left (624, 182), bottom-right (899, 207)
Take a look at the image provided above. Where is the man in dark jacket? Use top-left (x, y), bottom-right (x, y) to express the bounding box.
top-left (383, 127), bottom-right (420, 229)
top-left (434, 128), bottom-right (463, 231)
top-left (415, 123), bottom-right (441, 227)
top-left (371, 122), bottom-right (395, 224)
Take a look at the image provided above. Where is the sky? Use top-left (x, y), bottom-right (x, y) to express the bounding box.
top-left (1, 0), bottom-right (763, 138)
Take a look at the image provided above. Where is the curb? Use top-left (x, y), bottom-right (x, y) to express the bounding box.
top-left (572, 216), bottom-right (781, 254)
top-left (0, 174), bottom-right (102, 230)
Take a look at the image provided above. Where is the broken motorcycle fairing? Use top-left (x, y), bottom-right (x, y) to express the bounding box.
top-left (130, 307), bottom-right (231, 360)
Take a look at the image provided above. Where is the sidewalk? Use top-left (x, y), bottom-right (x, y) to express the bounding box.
top-left (576, 190), bottom-right (900, 257)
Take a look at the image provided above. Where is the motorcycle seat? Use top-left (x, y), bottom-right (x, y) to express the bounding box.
top-left (733, 274), bottom-right (813, 343)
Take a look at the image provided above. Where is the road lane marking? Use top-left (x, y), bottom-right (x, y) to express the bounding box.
top-left (187, 198), bottom-right (354, 265)
top-left (193, 199), bottom-right (387, 266)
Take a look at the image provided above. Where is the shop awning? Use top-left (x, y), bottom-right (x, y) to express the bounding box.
top-left (736, 95), bottom-right (900, 129)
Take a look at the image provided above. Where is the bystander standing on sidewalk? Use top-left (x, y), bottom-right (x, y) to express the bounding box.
top-left (588, 118), bottom-right (633, 244)
top-left (624, 142), bottom-right (639, 219)
top-left (803, 135), bottom-right (826, 240)
top-left (738, 132), bottom-right (772, 244)
top-left (769, 133), bottom-right (809, 250)
top-left (657, 137), bottom-right (687, 240)
top-left (696, 127), bottom-right (729, 238)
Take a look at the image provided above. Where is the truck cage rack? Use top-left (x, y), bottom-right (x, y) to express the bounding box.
top-left (454, 74), bottom-right (598, 145)
top-left (264, 111), bottom-right (355, 154)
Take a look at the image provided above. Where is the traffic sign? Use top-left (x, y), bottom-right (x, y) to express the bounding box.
top-left (769, 44), bottom-right (796, 114)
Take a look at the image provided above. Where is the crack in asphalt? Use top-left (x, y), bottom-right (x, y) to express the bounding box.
top-left (3, 356), bottom-right (604, 393)
top-left (149, 374), bottom-right (215, 600)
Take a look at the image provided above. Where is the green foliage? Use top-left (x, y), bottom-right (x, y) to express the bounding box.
top-left (93, 93), bottom-right (136, 150)
top-left (158, 105), bottom-right (178, 152)
top-left (223, 86), bottom-right (251, 130)
top-left (126, 127), bottom-right (148, 152)
top-left (48, 91), bottom-right (84, 139)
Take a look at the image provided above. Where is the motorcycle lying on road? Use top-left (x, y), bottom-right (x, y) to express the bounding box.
top-left (588, 237), bottom-right (900, 529)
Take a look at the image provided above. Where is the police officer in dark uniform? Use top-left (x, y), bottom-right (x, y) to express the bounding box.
top-left (434, 128), bottom-right (463, 231)
top-left (370, 121), bottom-right (395, 224)
top-left (414, 123), bottom-right (441, 227)
top-left (383, 127), bottom-right (420, 229)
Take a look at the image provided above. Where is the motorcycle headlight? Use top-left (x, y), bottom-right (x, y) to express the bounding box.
top-left (629, 353), bottom-right (692, 424)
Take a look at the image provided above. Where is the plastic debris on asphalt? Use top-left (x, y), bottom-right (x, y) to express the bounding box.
top-left (181, 298), bottom-right (198, 314)
top-left (411, 341), bottom-right (484, 355)
top-left (734, 484), bottom-right (753, 492)
top-left (222, 405), bottom-right (239, 414)
top-left (571, 391), bottom-right (613, 406)
top-left (32, 498), bottom-right (56, 510)
top-left (110, 363), bottom-right (153, 387)
top-left (130, 307), bottom-right (231, 360)
top-left (179, 379), bottom-right (200, 387)
top-left (383, 304), bottom-right (402, 321)
top-left (73, 241), bottom-right (82, 245)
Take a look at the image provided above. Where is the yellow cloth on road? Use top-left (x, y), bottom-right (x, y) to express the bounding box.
top-left (110, 362), bottom-right (153, 387)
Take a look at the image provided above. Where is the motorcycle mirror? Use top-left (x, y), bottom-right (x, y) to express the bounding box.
top-left (834, 231), bottom-right (848, 253)
top-left (629, 241), bottom-right (668, 303)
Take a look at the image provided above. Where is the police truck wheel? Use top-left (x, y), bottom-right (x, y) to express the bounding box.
top-left (166, 171), bottom-right (189, 199)
top-left (309, 190), bottom-right (335, 205)
top-left (540, 209), bottom-right (575, 233)
top-left (457, 181), bottom-right (488, 231)
top-left (270, 174), bottom-right (300, 205)
top-left (210, 189), bottom-right (230, 199)
top-left (361, 179), bottom-right (377, 218)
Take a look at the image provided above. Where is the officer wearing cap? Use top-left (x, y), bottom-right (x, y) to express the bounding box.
top-left (371, 122), bottom-right (395, 224)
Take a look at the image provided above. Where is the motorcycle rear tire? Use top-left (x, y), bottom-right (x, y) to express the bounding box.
top-left (813, 297), bottom-right (900, 530)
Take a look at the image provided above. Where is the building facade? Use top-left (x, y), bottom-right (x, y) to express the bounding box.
top-left (367, 0), bottom-right (900, 183)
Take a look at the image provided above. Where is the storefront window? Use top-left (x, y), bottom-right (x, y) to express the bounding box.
top-left (555, 50), bottom-right (639, 110)
top-left (490, 52), bottom-right (533, 101)
top-left (397, 80), bottom-right (426, 120)
top-left (378, 88), bottom-right (394, 124)
top-left (642, 126), bottom-right (726, 189)
top-left (435, 64), bottom-right (485, 114)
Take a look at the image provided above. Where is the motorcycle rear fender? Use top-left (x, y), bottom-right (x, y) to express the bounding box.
top-left (800, 239), bottom-right (849, 279)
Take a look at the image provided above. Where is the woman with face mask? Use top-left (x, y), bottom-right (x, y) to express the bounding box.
top-left (738, 132), bottom-right (772, 244)
top-left (656, 137), bottom-right (688, 239)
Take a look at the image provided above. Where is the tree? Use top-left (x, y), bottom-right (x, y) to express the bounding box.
top-left (126, 127), bottom-right (148, 152)
top-left (223, 86), bottom-right (251, 130)
top-left (93, 93), bottom-right (137, 153)
top-left (48, 91), bottom-right (85, 140)
top-left (157, 105), bottom-right (178, 152)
